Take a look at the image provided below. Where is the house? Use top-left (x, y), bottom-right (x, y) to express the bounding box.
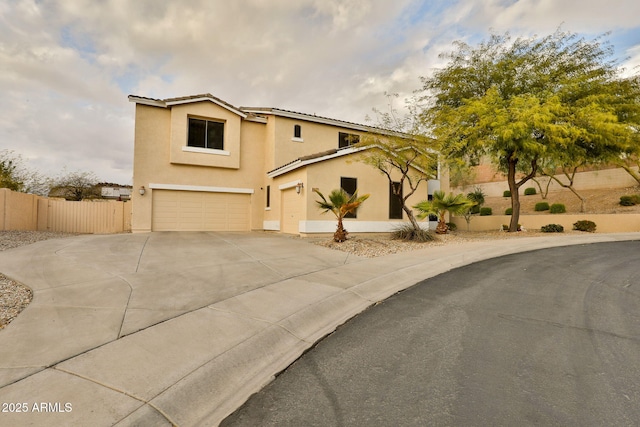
top-left (128, 94), bottom-right (444, 235)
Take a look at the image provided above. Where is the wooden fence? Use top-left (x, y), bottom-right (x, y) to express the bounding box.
top-left (1, 188), bottom-right (131, 234)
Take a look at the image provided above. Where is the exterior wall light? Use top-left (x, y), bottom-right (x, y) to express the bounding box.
top-left (139, 186), bottom-right (146, 196)
top-left (295, 182), bottom-right (304, 194)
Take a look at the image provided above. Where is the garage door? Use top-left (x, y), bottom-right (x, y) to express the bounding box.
top-left (152, 190), bottom-right (251, 231)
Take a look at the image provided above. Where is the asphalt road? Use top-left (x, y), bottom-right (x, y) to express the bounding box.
top-left (222, 241), bottom-right (640, 427)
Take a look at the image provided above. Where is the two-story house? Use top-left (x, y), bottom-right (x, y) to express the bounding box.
top-left (129, 94), bottom-right (444, 234)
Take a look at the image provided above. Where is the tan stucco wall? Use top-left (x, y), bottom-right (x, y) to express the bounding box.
top-left (132, 104), bottom-right (267, 232)
top-left (271, 116), bottom-right (366, 171)
top-left (450, 213), bottom-right (640, 233)
top-left (456, 166), bottom-right (640, 197)
top-left (169, 102), bottom-right (242, 169)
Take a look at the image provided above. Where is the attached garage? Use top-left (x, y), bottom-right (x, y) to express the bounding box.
top-left (152, 190), bottom-right (251, 231)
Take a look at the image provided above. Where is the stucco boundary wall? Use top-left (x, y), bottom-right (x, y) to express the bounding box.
top-left (450, 214), bottom-right (640, 233)
top-left (1, 188), bottom-right (132, 233)
top-left (455, 166), bottom-right (640, 197)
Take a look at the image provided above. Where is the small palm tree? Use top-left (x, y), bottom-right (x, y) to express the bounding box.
top-left (414, 191), bottom-right (473, 234)
top-left (314, 188), bottom-right (370, 242)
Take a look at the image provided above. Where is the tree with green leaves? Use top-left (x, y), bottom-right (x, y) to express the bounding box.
top-left (421, 30), bottom-right (640, 231)
top-left (358, 94), bottom-right (439, 234)
top-left (462, 187), bottom-right (486, 231)
top-left (313, 188), bottom-right (370, 242)
top-left (0, 150), bottom-right (49, 196)
top-left (414, 190), bottom-right (473, 234)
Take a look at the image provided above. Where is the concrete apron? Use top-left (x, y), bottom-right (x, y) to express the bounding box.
top-left (0, 232), bottom-right (638, 426)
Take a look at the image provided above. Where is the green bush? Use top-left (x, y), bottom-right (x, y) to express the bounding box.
top-left (524, 187), bottom-right (537, 196)
top-left (620, 195), bottom-right (640, 206)
top-left (619, 196), bottom-right (634, 206)
top-left (535, 202), bottom-right (550, 211)
top-left (503, 190), bottom-right (511, 197)
top-left (470, 205), bottom-right (480, 214)
top-left (480, 207), bottom-right (492, 216)
top-left (550, 203), bottom-right (566, 214)
top-left (392, 224), bottom-right (436, 241)
top-left (505, 208), bottom-right (513, 215)
top-left (541, 223), bottom-right (564, 233)
top-left (446, 222), bottom-right (457, 231)
top-left (573, 220), bottom-right (596, 232)
top-left (502, 223), bottom-right (522, 231)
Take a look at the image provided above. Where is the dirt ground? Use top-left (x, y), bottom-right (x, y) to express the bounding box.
top-left (483, 186), bottom-right (640, 215)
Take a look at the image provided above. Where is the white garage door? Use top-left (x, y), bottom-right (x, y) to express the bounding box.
top-left (152, 190), bottom-right (251, 231)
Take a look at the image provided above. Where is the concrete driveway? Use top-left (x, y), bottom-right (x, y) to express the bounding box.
top-left (0, 231), bottom-right (639, 426)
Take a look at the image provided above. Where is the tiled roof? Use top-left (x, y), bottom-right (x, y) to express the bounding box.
top-left (267, 146), bottom-right (365, 177)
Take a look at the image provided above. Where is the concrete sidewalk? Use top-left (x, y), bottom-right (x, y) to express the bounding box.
top-left (0, 231), bottom-right (638, 426)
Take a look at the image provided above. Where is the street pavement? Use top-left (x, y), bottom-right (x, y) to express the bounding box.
top-left (0, 231), bottom-right (638, 426)
top-left (222, 241), bottom-right (640, 426)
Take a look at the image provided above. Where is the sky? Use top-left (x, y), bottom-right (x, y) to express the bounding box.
top-left (1, 0), bottom-right (639, 186)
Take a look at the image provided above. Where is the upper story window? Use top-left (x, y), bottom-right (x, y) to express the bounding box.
top-left (292, 124), bottom-right (303, 142)
top-left (338, 132), bottom-right (360, 148)
top-left (188, 118), bottom-right (224, 150)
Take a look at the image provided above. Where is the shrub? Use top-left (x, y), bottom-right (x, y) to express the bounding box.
top-left (550, 203), bottom-right (566, 214)
top-left (524, 187), bottom-right (537, 196)
top-left (470, 205), bottom-right (480, 214)
top-left (535, 202), bottom-right (550, 211)
top-left (541, 224), bottom-right (564, 233)
top-left (573, 220), bottom-right (596, 232)
top-left (503, 190), bottom-right (511, 197)
top-left (391, 224), bottom-right (436, 241)
top-left (480, 207), bottom-right (492, 216)
top-left (620, 196), bottom-right (636, 206)
top-left (446, 222), bottom-right (457, 231)
top-left (505, 208), bottom-right (512, 215)
top-left (502, 224), bottom-right (522, 231)
top-left (620, 195), bottom-right (639, 206)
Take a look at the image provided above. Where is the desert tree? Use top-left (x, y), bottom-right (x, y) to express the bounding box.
top-left (49, 170), bottom-right (101, 201)
top-left (357, 94), bottom-right (439, 234)
top-left (0, 150), bottom-right (49, 196)
top-left (421, 30), bottom-right (640, 231)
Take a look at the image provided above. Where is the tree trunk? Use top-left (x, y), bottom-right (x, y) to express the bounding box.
top-left (404, 205), bottom-right (422, 231)
top-left (620, 163), bottom-right (640, 186)
top-left (436, 213), bottom-right (449, 234)
top-left (334, 216), bottom-right (348, 242)
top-left (507, 158), bottom-right (520, 232)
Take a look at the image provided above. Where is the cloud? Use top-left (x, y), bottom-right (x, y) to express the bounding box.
top-left (0, 0), bottom-right (638, 185)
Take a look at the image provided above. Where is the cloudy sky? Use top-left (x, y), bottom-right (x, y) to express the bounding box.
top-left (1, 0), bottom-right (639, 185)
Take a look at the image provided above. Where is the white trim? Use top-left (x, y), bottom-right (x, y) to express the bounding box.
top-left (291, 137), bottom-right (304, 143)
top-left (149, 183), bottom-right (254, 194)
top-left (263, 220), bottom-right (280, 231)
top-left (128, 96), bottom-right (166, 108)
top-left (182, 146), bottom-right (230, 156)
top-left (299, 220), bottom-right (432, 233)
top-left (246, 116), bottom-right (268, 124)
top-left (278, 180), bottom-right (303, 190)
top-left (242, 108), bottom-right (372, 132)
top-left (166, 97), bottom-right (247, 118)
top-left (268, 146), bottom-right (368, 178)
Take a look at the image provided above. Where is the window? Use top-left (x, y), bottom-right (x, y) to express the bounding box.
top-left (294, 125), bottom-right (301, 139)
top-left (389, 181), bottom-right (403, 219)
top-left (188, 118), bottom-right (224, 150)
top-left (266, 185), bottom-right (271, 208)
top-left (338, 132), bottom-right (360, 148)
top-left (340, 177), bottom-right (358, 218)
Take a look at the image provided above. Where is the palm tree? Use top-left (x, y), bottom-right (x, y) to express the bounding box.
top-left (314, 188), bottom-right (370, 242)
top-left (414, 191), bottom-right (473, 234)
